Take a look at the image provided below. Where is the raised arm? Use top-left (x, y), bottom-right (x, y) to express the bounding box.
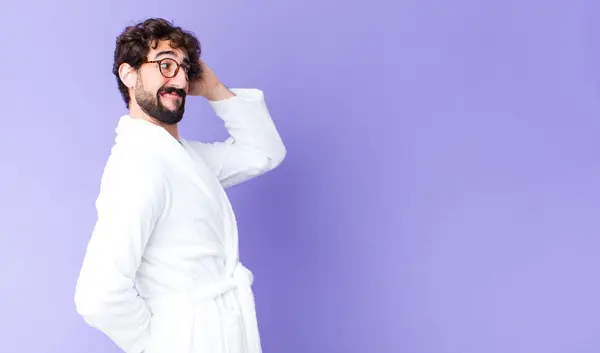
top-left (182, 60), bottom-right (286, 188)
top-left (74, 153), bottom-right (166, 353)
top-left (184, 83), bottom-right (286, 188)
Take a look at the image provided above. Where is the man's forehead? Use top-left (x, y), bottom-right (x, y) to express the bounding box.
top-left (149, 41), bottom-right (188, 60)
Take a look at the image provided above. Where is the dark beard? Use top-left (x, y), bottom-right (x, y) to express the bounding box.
top-left (135, 79), bottom-right (186, 125)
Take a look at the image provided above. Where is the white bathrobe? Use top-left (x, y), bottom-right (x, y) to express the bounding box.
top-left (74, 88), bottom-right (286, 353)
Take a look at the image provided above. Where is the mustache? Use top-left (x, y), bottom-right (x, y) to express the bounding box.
top-left (158, 86), bottom-right (186, 98)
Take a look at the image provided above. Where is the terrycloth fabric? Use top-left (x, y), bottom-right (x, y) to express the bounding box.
top-left (74, 88), bottom-right (286, 353)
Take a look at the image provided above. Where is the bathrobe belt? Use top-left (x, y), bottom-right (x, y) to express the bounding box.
top-left (145, 263), bottom-right (260, 353)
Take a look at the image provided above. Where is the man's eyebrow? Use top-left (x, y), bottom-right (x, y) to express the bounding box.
top-left (153, 50), bottom-right (191, 64)
top-left (154, 50), bottom-right (177, 59)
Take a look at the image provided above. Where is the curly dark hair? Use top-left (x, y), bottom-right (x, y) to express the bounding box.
top-left (112, 18), bottom-right (202, 108)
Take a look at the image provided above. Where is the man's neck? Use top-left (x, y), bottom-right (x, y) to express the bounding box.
top-left (128, 105), bottom-right (179, 141)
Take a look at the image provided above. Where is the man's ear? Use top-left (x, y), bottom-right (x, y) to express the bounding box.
top-left (118, 63), bottom-right (137, 88)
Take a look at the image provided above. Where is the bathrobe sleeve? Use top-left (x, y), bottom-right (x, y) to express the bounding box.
top-left (74, 153), bottom-right (166, 353)
top-left (186, 88), bottom-right (287, 188)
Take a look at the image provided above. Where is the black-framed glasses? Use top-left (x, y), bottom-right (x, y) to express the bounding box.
top-left (144, 58), bottom-right (200, 80)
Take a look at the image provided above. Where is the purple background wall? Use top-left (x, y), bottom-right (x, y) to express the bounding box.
top-left (2, 0), bottom-right (600, 352)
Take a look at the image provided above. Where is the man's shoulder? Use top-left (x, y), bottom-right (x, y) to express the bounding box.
top-left (94, 148), bottom-right (169, 210)
top-left (99, 144), bottom-right (167, 189)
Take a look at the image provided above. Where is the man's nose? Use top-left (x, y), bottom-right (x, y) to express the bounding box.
top-left (168, 67), bottom-right (189, 91)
